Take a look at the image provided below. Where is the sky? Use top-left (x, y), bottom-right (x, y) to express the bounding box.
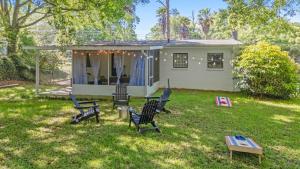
top-left (135, 0), bottom-right (300, 39)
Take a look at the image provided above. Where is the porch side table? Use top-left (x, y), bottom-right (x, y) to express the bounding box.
top-left (225, 136), bottom-right (263, 164)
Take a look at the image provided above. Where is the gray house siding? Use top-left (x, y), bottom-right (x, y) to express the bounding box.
top-left (159, 46), bottom-right (237, 91)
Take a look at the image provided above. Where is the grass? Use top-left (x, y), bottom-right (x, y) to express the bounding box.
top-left (0, 85), bottom-right (300, 169)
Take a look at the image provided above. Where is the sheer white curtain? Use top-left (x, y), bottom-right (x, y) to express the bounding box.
top-left (73, 55), bottom-right (88, 84)
top-left (129, 55), bottom-right (145, 86)
top-left (114, 55), bottom-right (124, 84)
top-left (89, 55), bottom-right (101, 85)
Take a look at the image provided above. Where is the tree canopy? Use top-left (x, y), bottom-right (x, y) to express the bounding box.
top-left (0, 0), bottom-right (147, 55)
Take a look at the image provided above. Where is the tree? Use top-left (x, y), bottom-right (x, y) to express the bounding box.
top-left (0, 0), bottom-right (143, 56)
top-left (178, 16), bottom-right (190, 39)
top-left (156, 7), bottom-right (167, 39)
top-left (197, 8), bottom-right (214, 39)
top-left (209, 9), bottom-right (231, 39)
top-left (224, 0), bottom-right (299, 39)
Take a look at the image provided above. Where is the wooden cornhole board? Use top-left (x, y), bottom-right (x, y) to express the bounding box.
top-left (225, 136), bottom-right (263, 164)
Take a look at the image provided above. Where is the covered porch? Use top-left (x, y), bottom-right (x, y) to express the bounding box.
top-left (25, 41), bottom-right (163, 97)
top-left (72, 48), bottom-right (161, 97)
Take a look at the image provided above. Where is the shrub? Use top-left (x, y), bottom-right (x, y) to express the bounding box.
top-left (0, 57), bottom-right (17, 80)
top-left (10, 54), bottom-right (35, 81)
top-left (235, 42), bottom-right (298, 99)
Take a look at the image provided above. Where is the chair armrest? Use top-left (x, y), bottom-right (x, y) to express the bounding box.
top-left (145, 96), bottom-right (160, 102)
top-left (145, 96), bottom-right (160, 99)
top-left (78, 101), bottom-right (97, 104)
top-left (75, 105), bottom-right (99, 109)
top-left (128, 107), bottom-right (139, 115)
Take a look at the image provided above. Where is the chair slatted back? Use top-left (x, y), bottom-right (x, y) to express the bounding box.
top-left (70, 94), bottom-right (84, 114)
top-left (115, 84), bottom-right (128, 101)
top-left (158, 87), bottom-right (172, 110)
top-left (139, 100), bottom-right (159, 124)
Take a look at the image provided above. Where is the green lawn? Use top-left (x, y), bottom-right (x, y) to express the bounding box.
top-left (0, 85), bottom-right (300, 169)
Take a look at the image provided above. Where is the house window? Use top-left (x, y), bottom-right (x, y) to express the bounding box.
top-left (173, 53), bottom-right (188, 68)
top-left (207, 53), bottom-right (224, 69)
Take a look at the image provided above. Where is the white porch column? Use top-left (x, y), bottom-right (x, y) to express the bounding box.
top-left (143, 50), bottom-right (149, 96)
top-left (35, 52), bottom-right (40, 95)
top-left (107, 54), bottom-right (110, 85)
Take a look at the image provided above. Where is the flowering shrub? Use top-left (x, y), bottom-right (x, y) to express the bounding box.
top-left (235, 42), bottom-right (298, 99)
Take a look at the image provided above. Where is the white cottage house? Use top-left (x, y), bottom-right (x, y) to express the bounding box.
top-left (26, 39), bottom-right (242, 97)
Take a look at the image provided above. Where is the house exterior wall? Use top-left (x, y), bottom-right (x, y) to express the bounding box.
top-left (159, 46), bottom-right (237, 91)
top-left (146, 81), bottom-right (160, 96)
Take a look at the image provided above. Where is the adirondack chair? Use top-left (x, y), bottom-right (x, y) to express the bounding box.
top-left (129, 100), bottom-right (160, 133)
top-left (146, 79), bottom-right (172, 113)
top-left (70, 94), bottom-right (100, 124)
top-left (112, 84), bottom-right (130, 109)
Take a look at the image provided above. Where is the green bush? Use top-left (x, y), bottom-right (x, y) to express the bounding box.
top-left (0, 57), bottom-right (17, 80)
top-left (10, 54), bottom-right (35, 81)
top-left (235, 42), bottom-right (298, 99)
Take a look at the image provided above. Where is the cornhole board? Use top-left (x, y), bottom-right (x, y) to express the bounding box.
top-left (216, 96), bottom-right (232, 107)
top-left (225, 136), bottom-right (263, 164)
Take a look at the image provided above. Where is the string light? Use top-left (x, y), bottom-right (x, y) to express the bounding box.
top-left (163, 58), bottom-right (167, 62)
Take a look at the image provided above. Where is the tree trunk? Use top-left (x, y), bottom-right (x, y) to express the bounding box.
top-left (166, 0), bottom-right (170, 42)
top-left (232, 30), bottom-right (238, 40)
top-left (6, 27), bottom-right (19, 56)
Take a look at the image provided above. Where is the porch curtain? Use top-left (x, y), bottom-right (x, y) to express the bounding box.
top-left (89, 55), bottom-right (101, 85)
top-left (73, 55), bottom-right (88, 84)
top-left (114, 55), bottom-right (124, 84)
top-left (129, 55), bottom-right (145, 86)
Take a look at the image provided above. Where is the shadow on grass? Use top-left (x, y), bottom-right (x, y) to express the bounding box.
top-left (0, 86), bottom-right (300, 168)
